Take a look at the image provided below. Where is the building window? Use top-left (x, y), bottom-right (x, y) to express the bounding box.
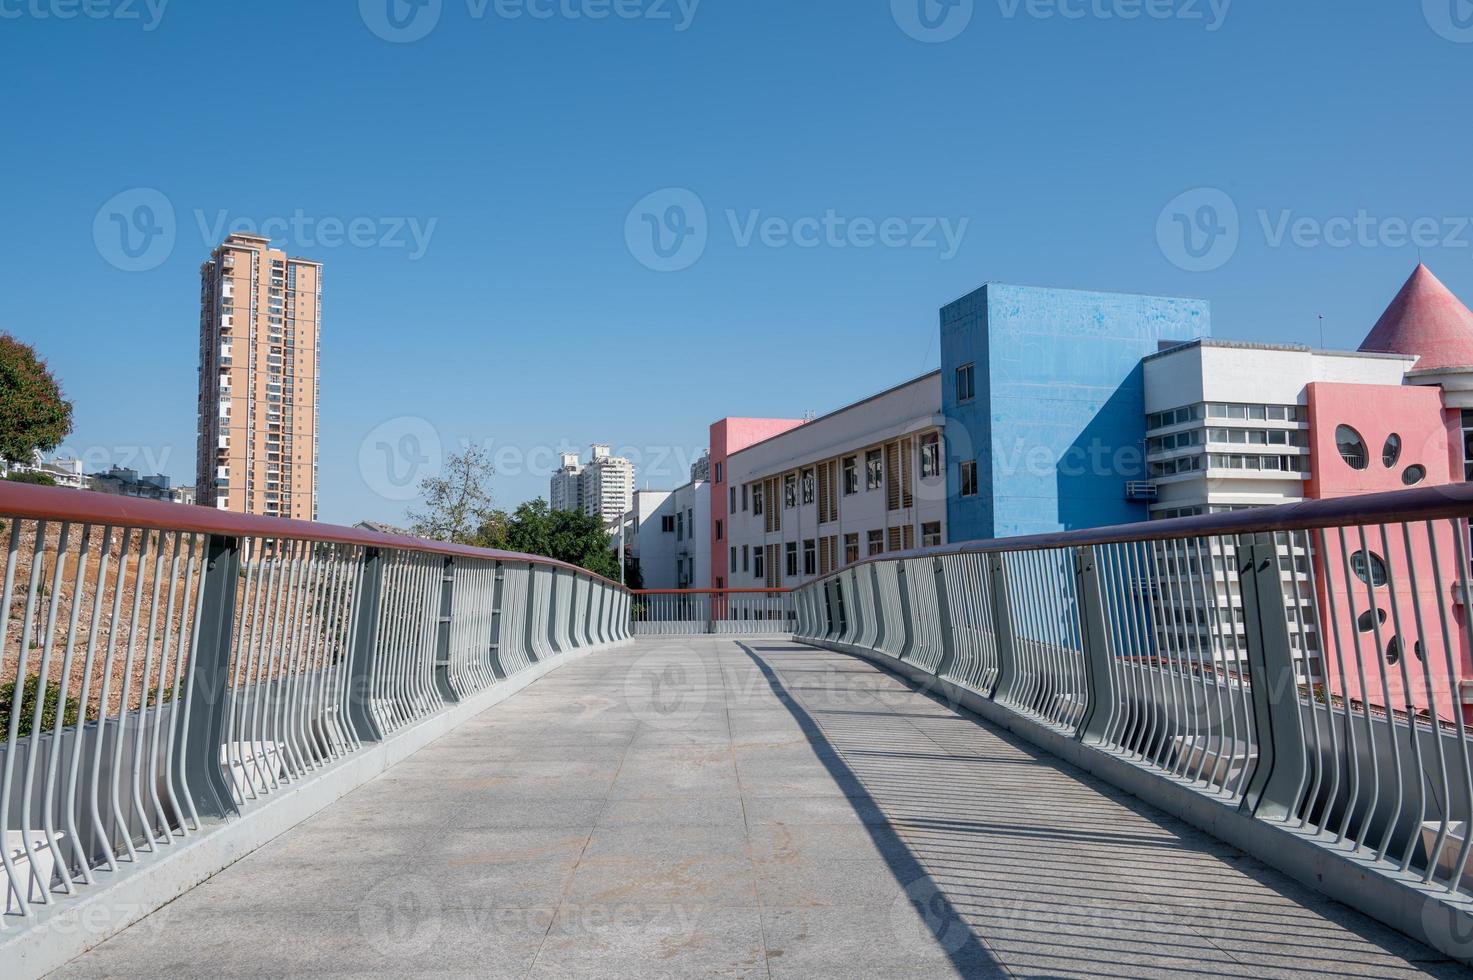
top-left (956, 363), bottom-right (976, 402)
top-left (715, 461), bottom-right (723, 483)
top-left (801, 468), bottom-right (815, 504)
top-left (784, 473), bottom-right (797, 508)
top-left (803, 539), bottom-right (816, 576)
top-left (730, 486), bottom-right (737, 514)
top-left (752, 484), bottom-right (763, 515)
top-left (1382, 434), bottom-right (1402, 468)
top-left (920, 433), bottom-right (940, 479)
top-left (842, 455), bottom-right (858, 495)
top-left (960, 460), bottom-right (978, 497)
top-left (844, 533), bottom-right (860, 565)
top-left (730, 546), bottom-right (737, 570)
top-left (867, 530), bottom-right (884, 556)
top-left (922, 522), bottom-right (942, 548)
top-left (743, 545), bottom-right (750, 572)
top-left (754, 547), bottom-right (764, 580)
top-left (1337, 421), bottom-right (1366, 468)
top-left (662, 515), bottom-right (675, 533)
top-left (716, 519), bottom-right (723, 541)
top-left (785, 542), bottom-right (798, 578)
top-left (676, 513), bottom-right (683, 540)
top-left (865, 449), bottom-right (883, 490)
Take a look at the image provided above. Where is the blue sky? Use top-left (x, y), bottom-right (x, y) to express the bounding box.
top-left (3, 1), bottom-right (1472, 524)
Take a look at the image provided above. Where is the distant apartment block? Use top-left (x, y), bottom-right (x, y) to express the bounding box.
top-left (549, 452), bottom-right (583, 512)
top-left (195, 233), bottom-right (321, 520)
top-left (548, 445), bottom-right (634, 524)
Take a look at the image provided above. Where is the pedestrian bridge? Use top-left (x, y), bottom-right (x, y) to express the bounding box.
top-left (51, 639), bottom-right (1469, 977)
top-left (8, 482), bottom-right (1473, 977)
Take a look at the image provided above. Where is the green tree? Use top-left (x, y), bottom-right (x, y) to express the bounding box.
top-left (407, 445), bottom-right (497, 544)
top-left (475, 499), bottom-right (619, 580)
top-left (0, 335), bottom-right (73, 464)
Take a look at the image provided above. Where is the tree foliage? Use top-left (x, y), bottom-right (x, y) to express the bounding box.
top-left (5, 471), bottom-right (57, 486)
top-left (0, 335), bottom-right (73, 464)
top-left (474, 499), bottom-right (620, 580)
top-left (407, 445), bottom-right (497, 544)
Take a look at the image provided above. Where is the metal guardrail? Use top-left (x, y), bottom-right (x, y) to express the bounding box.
top-left (793, 482), bottom-right (1473, 902)
top-left (630, 589), bottom-right (793, 635)
top-left (0, 482), bottom-right (630, 924)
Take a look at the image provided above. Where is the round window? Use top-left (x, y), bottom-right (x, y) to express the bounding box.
top-left (1382, 433), bottom-right (1402, 468)
top-left (1356, 608), bottom-right (1387, 633)
top-left (1337, 425), bottom-right (1368, 470)
top-left (1386, 636), bottom-right (1402, 666)
top-left (1350, 551), bottom-right (1388, 587)
top-left (1403, 465), bottom-right (1426, 486)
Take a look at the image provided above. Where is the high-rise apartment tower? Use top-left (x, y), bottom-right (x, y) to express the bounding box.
top-left (195, 233), bottom-right (321, 520)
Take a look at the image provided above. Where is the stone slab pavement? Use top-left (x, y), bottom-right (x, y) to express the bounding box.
top-left (53, 638), bottom-right (1473, 979)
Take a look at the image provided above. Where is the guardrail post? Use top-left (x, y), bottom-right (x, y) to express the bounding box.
top-left (989, 553), bottom-right (1020, 702)
top-left (434, 556), bottom-right (458, 703)
top-left (176, 533), bottom-right (242, 821)
top-left (548, 568), bottom-right (564, 655)
top-left (896, 562), bottom-right (916, 661)
top-left (524, 565), bottom-right (543, 663)
top-left (821, 580), bottom-right (836, 638)
top-left (346, 547), bottom-right (385, 743)
top-left (933, 557), bottom-right (957, 678)
top-left (870, 564), bottom-right (887, 653)
top-left (1238, 534), bottom-right (1309, 821)
top-left (1073, 545), bottom-right (1116, 744)
top-left (488, 561), bottom-right (508, 679)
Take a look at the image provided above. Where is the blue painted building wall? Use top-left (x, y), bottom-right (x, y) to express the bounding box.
top-left (942, 283), bottom-right (1210, 542)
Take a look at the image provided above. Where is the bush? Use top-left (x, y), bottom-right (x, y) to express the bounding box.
top-left (5, 471), bottom-right (57, 487)
top-left (0, 675), bottom-right (81, 739)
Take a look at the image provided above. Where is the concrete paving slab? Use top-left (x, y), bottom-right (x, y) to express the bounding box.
top-left (53, 637), bottom-right (1470, 979)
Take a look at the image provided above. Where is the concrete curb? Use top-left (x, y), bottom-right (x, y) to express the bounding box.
top-left (0, 639), bottom-right (631, 980)
top-left (798, 635), bottom-right (1473, 966)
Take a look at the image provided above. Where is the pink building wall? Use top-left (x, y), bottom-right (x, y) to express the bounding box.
top-left (709, 417), bottom-right (805, 590)
top-left (1305, 382), bottom-right (1469, 723)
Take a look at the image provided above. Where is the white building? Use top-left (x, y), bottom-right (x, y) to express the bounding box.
top-left (578, 444), bottom-right (635, 525)
top-left (723, 372), bottom-right (948, 590)
top-left (549, 452), bottom-right (583, 512)
top-left (1141, 339), bottom-right (1416, 671)
top-left (1143, 340), bottom-right (1413, 519)
top-left (623, 482), bottom-right (710, 590)
top-left (3, 453), bottom-right (88, 489)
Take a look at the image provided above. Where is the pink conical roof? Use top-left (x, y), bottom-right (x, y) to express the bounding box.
top-left (1359, 264), bottom-right (1473, 371)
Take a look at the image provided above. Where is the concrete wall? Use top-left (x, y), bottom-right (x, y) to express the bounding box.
top-left (628, 489), bottom-right (675, 589)
top-left (1305, 380), bottom-right (1469, 723)
top-left (941, 283), bottom-right (1210, 542)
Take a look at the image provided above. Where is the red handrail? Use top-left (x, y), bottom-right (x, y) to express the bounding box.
top-left (631, 588), bottom-right (790, 595)
top-left (0, 481), bottom-right (631, 591)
